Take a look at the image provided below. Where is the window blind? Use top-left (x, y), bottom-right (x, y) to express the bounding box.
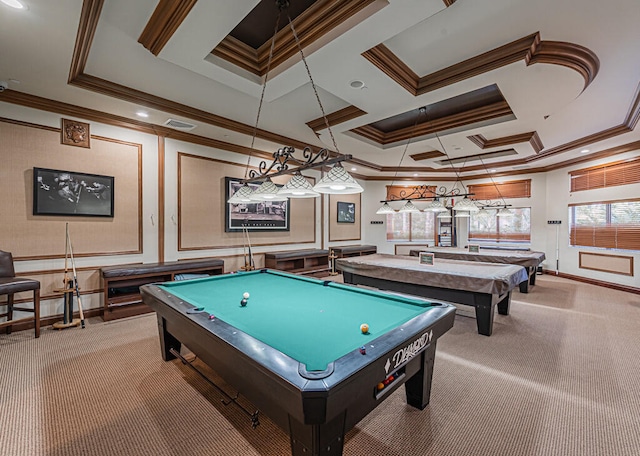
top-left (468, 179), bottom-right (531, 200)
top-left (569, 157), bottom-right (640, 192)
top-left (568, 198), bottom-right (640, 250)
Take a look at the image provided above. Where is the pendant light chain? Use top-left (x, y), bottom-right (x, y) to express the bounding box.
top-left (244, 9), bottom-right (283, 179)
top-left (286, 13), bottom-right (340, 156)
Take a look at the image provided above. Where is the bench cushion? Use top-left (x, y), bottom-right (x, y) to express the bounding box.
top-left (101, 258), bottom-right (224, 279)
top-left (264, 249), bottom-right (329, 260)
top-left (331, 245), bottom-right (376, 254)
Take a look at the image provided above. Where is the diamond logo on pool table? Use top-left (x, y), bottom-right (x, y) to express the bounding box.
top-left (384, 330), bottom-right (433, 375)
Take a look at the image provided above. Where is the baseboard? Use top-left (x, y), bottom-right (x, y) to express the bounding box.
top-left (543, 270), bottom-right (640, 295)
top-left (6, 308), bottom-right (104, 334)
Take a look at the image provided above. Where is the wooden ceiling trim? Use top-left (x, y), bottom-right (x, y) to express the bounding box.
top-left (306, 106), bottom-right (367, 132)
top-left (70, 73), bottom-right (314, 152)
top-left (410, 150), bottom-right (445, 161)
top-left (527, 40), bottom-right (599, 90)
top-left (34, 0), bottom-right (640, 180)
top-left (210, 35), bottom-right (261, 75)
top-left (0, 90), bottom-right (273, 161)
top-left (467, 131), bottom-right (544, 154)
top-left (416, 33), bottom-right (541, 95)
top-left (361, 43), bottom-right (419, 95)
top-left (351, 100), bottom-right (513, 145)
top-left (8, 82), bottom-right (635, 180)
top-left (138, 0), bottom-right (197, 56)
top-left (68, 0), bottom-right (105, 82)
top-left (212, 0), bottom-right (381, 77)
top-left (364, 32), bottom-right (599, 97)
top-left (624, 82), bottom-right (640, 130)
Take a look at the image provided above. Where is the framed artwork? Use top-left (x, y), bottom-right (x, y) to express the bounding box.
top-left (468, 244), bottom-right (480, 253)
top-left (337, 201), bottom-right (355, 223)
top-left (33, 167), bottom-right (114, 217)
top-left (225, 177), bottom-right (290, 232)
top-left (61, 118), bottom-right (90, 148)
top-left (419, 252), bottom-right (435, 266)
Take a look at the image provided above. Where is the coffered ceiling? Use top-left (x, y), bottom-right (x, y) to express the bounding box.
top-left (1, 0), bottom-right (639, 181)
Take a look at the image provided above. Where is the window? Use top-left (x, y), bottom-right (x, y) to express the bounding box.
top-left (469, 208), bottom-right (531, 242)
top-left (569, 198), bottom-right (640, 250)
top-left (386, 211), bottom-right (436, 242)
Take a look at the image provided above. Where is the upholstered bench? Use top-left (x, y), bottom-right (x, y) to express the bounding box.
top-left (101, 258), bottom-right (224, 321)
top-left (329, 245), bottom-right (377, 258)
top-left (264, 249), bottom-right (330, 276)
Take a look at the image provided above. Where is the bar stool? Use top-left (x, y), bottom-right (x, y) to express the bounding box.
top-left (0, 250), bottom-right (42, 338)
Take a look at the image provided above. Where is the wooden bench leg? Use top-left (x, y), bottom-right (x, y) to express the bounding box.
top-left (34, 289), bottom-right (40, 338)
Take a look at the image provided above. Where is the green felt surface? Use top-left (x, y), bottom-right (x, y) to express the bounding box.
top-left (159, 270), bottom-right (436, 371)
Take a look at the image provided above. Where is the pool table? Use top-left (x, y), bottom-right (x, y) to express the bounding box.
top-left (336, 253), bottom-right (528, 336)
top-left (140, 269), bottom-right (456, 456)
top-left (408, 247), bottom-right (545, 293)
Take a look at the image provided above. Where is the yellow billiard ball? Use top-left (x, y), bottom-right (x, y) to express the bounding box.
top-left (360, 323), bottom-right (369, 334)
top-left (377, 382), bottom-right (385, 391)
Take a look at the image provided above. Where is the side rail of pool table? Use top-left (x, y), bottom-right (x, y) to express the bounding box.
top-left (140, 283), bottom-right (456, 456)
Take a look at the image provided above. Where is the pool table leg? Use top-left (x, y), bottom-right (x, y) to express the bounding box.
top-left (288, 412), bottom-right (346, 456)
top-left (475, 303), bottom-right (494, 336)
top-left (405, 342), bottom-right (437, 410)
top-left (156, 315), bottom-right (182, 361)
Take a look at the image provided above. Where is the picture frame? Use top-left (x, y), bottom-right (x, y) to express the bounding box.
top-left (225, 177), bottom-right (290, 232)
top-left (61, 118), bottom-right (90, 148)
top-left (337, 201), bottom-right (355, 223)
top-left (33, 167), bottom-right (114, 217)
top-left (468, 244), bottom-right (480, 253)
top-left (418, 252), bottom-right (435, 266)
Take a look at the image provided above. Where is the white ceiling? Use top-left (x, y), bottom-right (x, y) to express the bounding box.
top-left (1, 0), bottom-right (639, 180)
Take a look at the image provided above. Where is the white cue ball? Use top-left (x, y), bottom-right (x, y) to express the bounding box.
top-left (243, 292), bottom-right (250, 299)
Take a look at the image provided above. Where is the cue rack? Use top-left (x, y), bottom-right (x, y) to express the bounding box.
top-left (52, 223), bottom-right (82, 330)
top-left (52, 222), bottom-right (84, 330)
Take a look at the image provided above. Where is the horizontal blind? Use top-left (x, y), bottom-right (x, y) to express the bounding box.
top-left (468, 179), bottom-right (531, 200)
top-left (569, 198), bottom-right (640, 250)
top-left (569, 157), bottom-right (640, 192)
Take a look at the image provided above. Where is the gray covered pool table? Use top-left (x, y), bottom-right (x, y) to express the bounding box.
top-left (337, 253), bottom-right (528, 336)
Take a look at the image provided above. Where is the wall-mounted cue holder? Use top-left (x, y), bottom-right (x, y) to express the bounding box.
top-left (547, 220), bottom-right (562, 224)
top-left (370, 220), bottom-right (384, 224)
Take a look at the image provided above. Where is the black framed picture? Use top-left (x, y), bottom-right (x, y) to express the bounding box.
top-left (225, 177), bottom-right (290, 232)
top-left (337, 201), bottom-right (355, 223)
top-left (33, 167), bottom-right (114, 217)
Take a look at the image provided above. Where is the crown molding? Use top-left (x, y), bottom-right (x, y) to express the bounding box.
top-left (362, 32), bottom-right (599, 97)
top-left (212, 0), bottom-right (384, 77)
top-left (306, 105), bottom-right (367, 132)
top-left (468, 131), bottom-right (543, 154)
top-left (351, 100), bottom-right (513, 145)
top-left (0, 0), bottom-right (634, 182)
top-left (138, 0), bottom-right (197, 56)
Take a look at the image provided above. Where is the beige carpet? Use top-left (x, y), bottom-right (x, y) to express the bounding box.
top-left (1, 274), bottom-right (639, 455)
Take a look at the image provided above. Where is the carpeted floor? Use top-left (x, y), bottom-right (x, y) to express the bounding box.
top-left (1, 274), bottom-right (639, 455)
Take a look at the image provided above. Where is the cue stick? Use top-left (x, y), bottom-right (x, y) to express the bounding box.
top-left (63, 223), bottom-right (72, 323)
top-left (555, 223), bottom-right (560, 275)
top-left (66, 227), bottom-right (86, 328)
top-left (242, 225), bottom-right (248, 270)
top-left (246, 226), bottom-right (255, 270)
